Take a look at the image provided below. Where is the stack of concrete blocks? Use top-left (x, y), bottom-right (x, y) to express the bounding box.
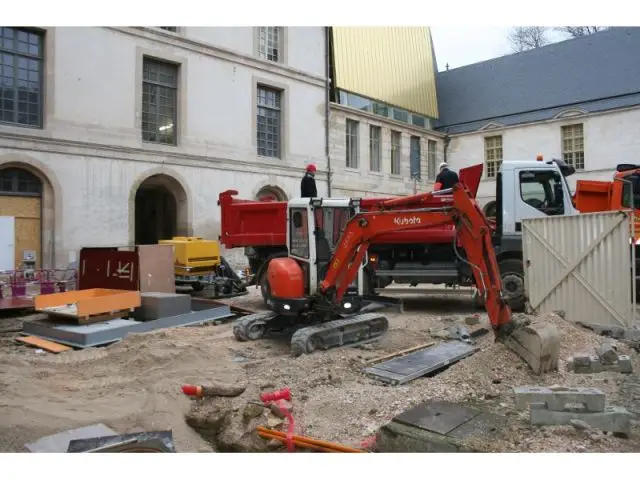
top-left (567, 341), bottom-right (633, 374)
top-left (133, 292), bottom-right (192, 322)
top-left (513, 386), bottom-right (632, 435)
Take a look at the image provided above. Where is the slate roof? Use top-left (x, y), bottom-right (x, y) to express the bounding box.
top-left (434, 27), bottom-right (640, 134)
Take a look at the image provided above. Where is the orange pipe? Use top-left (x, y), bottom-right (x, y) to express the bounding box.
top-left (257, 431), bottom-right (336, 453)
top-left (257, 427), bottom-right (365, 453)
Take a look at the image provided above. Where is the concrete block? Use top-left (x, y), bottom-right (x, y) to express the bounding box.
top-left (513, 386), bottom-right (605, 412)
top-left (530, 405), bottom-right (632, 434)
top-left (133, 292), bottom-right (192, 321)
top-left (595, 341), bottom-right (619, 364)
top-left (567, 355), bottom-right (633, 374)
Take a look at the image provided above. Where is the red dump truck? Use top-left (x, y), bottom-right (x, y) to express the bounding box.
top-left (217, 164), bottom-right (494, 300)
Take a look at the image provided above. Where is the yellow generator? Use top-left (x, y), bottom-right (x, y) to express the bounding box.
top-left (159, 236), bottom-right (248, 299)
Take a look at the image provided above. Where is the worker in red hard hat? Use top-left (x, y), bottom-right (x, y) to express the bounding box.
top-left (301, 164), bottom-right (318, 198)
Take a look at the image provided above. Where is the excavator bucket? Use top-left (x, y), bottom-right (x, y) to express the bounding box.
top-left (501, 316), bottom-right (560, 375)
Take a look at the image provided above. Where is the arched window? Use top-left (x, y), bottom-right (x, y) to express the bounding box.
top-left (0, 168), bottom-right (42, 196)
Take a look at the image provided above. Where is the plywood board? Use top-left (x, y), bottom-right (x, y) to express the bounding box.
top-left (16, 335), bottom-right (73, 353)
top-left (137, 244), bottom-right (176, 293)
top-left (0, 195), bottom-right (41, 268)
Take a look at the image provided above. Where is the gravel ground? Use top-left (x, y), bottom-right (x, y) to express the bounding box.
top-left (0, 285), bottom-right (639, 453)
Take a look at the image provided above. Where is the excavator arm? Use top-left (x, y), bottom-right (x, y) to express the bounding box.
top-left (318, 184), bottom-right (513, 334)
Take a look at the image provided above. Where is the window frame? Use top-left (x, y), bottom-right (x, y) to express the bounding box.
top-left (518, 169), bottom-right (566, 216)
top-left (346, 119), bottom-right (360, 169)
top-left (369, 125), bottom-right (381, 172)
top-left (410, 135), bottom-right (421, 180)
top-left (0, 167), bottom-right (42, 197)
top-left (484, 135), bottom-right (503, 178)
top-left (256, 27), bottom-right (284, 63)
top-left (427, 139), bottom-right (437, 180)
top-left (561, 123), bottom-right (585, 171)
top-left (390, 130), bottom-right (401, 176)
top-left (141, 56), bottom-right (179, 146)
top-left (0, 27), bottom-right (45, 129)
top-left (256, 84), bottom-right (283, 159)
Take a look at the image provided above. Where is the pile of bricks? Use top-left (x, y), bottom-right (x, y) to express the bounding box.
top-left (513, 386), bottom-right (632, 435)
top-left (567, 341), bottom-right (633, 374)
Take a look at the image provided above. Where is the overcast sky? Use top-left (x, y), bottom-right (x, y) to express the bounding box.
top-left (430, 26), bottom-right (569, 71)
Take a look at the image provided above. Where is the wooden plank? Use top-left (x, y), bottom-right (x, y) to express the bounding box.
top-left (365, 341), bottom-right (435, 366)
top-left (16, 335), bottom-right (72, 353)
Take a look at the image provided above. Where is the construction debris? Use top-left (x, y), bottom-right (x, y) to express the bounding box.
top-left (567, 341), bottom-right (633, 374)
top-left (67, 430), bottom-right (176, 453)
top-left (182, 383), bottom-right (247, 398)
top-left (513, 385), bottom-right (632, 435)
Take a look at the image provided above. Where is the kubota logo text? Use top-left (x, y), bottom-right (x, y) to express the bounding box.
top-left (393, 216), bottom-right (421, 226)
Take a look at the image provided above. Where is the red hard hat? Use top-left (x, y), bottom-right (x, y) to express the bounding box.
top-left (306, 164), bottom-right (317, 173)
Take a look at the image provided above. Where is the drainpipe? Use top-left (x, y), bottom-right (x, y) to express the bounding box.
top-left (443, 130), bottom-right (451, 164)
top-left (324, 26), bottom-right (332, 196)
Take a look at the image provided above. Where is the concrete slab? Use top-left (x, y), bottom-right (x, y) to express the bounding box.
top-left (25, 423), bottom-right (117, 452)
top-left (23, 305), bottom-right (233, 348)
top-left (377, 400), bottom-right (508, 452)
top-left (363, 341), bottom-right (478, 385)
top-left (513, 386), bottom-right (605, 412)
top-left (530, 405), bottom-right (632, 434)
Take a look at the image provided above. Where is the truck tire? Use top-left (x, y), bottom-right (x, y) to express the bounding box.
top-left (499, 258), bottom-right (526, 312)
top-left (260, 273), bottom-right (271, 307)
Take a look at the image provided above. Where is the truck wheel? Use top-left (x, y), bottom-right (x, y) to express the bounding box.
top-left (260, 273), bottom-right (271, 307)
top-left (499, 259), bottom-right (526, 312)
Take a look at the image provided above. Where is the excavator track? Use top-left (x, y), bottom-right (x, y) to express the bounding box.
top-left (232, 311), bottom-right (279, 341)
top-left (290, 312), bottom-right (389, 357)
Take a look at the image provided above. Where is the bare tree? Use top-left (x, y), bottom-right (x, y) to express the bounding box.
top-left (555, 26), bottom-right (608, 37)
top-left (508, 27), bottom-right (549, 53)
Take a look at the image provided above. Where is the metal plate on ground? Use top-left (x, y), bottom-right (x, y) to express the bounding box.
top-left (25, 423), bottom-right (118, 452)
top-left (67, 430), bottom-right (175, 453)
top-left (22, 305), bottom-right (233, 348)
top-left (362, 341), bottom-right (478, 385)
top-left (394, 400), bottom-right (481, 436)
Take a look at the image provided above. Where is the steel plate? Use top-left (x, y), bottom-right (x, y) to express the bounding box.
top-left (394, 400), bottom-right (481, 435)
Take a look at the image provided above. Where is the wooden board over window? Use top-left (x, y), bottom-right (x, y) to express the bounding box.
top-left (0, 195), bottom-right (41, 269)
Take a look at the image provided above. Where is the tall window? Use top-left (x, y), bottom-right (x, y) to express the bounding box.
top-left (0, 27), bottom-right (44, 128)
top-left (410, 136), bottom-right (421, 180)
top-left (142, 58), bottom-right (178, 145)
top-left (257, 27), bottom-right (281, 62)
top-left (390, 130), bottom-right (401, 175)
top-left (484, 135), bottom-right (503, 178)
top-left (369, 125), bottom-right (381, 172)
top-left (427, 140), bottom-right (437, 180)
top-left (257, 85), bottom-right (282, 158)
top-left (346, 119), bottom-right (359, 169)
top-left (561, 123), bottom-right (585, 170)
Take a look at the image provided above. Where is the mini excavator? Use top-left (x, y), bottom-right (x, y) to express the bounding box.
top-left (233, 183), bottom-right (559, 374)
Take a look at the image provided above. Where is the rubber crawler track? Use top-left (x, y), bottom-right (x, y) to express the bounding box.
top-left (290, 313), bottom-right (389, 357)
top-left (232, 312), bottom-right (278, 341)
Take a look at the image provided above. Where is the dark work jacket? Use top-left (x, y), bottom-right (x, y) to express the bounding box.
top-left (435, 168), bottom-right (459, 190)
top-left (301, 172), bottom-right (317, 197)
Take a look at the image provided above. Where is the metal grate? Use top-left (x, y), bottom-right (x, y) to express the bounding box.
top-left (390, 130), bottom-right (401, 175)
top-left (369, 125), bottom-right (381, 172)
top-left (142, 58), bottom-right (178, 145)
top-left (256, 85), bottom-right (281, 158)
top-left (0, 27), bottom-right (44, 128)
top-left (257, 27), bottom-right (280, 62)
top-left (346, 119), bottom-right (359, 168)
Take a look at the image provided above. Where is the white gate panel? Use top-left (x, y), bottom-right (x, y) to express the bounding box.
top-left (0, 216), bottom-right (15, 271)
top-left (522, 210), bottom-right (634, 330)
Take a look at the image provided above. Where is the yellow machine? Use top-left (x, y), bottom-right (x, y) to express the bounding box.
top-left (159, 236), bottom-right (247, 298)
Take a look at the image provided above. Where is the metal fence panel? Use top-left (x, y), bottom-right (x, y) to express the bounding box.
top-left (522, 210), bottom-right (634, 329)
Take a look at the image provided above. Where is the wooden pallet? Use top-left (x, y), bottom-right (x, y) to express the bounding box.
top-left (46, 308), bottom-right (133, 325)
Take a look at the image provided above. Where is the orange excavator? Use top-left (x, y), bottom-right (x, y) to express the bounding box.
top-left (233, 182), bottom-right (559, 373)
